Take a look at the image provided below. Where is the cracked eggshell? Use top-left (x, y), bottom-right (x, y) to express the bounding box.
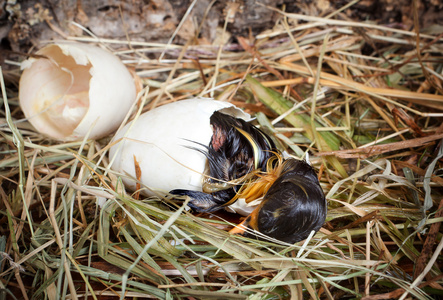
top-left (19, 43), bottom-right (137, 140)
top-left (109, 98), bottom-right (251, 195)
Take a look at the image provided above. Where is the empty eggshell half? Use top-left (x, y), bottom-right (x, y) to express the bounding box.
top-left (19, 43), bottom-right (137, 140)
top-left (109, 98), bottom-right (251, 196)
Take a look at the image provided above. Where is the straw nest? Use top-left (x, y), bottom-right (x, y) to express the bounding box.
top-left (1, 3), bottom-right (442, 300)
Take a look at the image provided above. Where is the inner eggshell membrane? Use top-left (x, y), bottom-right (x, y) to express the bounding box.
top-left (21, 46), bottom-right (92, 139)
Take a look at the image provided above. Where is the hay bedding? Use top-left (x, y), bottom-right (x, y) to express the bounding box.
top-left (1, 0), bottom-right (443, 299)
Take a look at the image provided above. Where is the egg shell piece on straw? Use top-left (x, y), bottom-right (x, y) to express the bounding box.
top-left (19, 43), bottom-right (137, 140)
top-left (109, 98), bottom-right (251, 196)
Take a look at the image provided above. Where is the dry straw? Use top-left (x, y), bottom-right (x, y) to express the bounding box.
top-left (1, 2), bottom-right (442, 299)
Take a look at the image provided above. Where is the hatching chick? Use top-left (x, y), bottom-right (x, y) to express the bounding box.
top-left (171, 111), bottom-right (326, 243)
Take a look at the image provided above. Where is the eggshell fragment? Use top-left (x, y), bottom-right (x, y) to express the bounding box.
top-left (109, 98), bottom-right (250, 195)
top-left (224, 198), bottom-right (262, 216)
top-left (19, 43), bottom-right (137, 140)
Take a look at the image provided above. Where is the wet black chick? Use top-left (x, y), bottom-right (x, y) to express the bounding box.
top-left (170, 111), bottom-right (327, 244)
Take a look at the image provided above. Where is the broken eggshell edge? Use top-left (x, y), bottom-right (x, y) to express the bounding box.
top-left (109, 98), bottom-right (258, 216)
top-left (19, 42), bottom-right (137, 141)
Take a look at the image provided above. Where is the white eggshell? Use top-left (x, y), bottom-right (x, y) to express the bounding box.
top-left (19, 43), bottom-right (137, 140)
top-left (224, 198), bottom-right (261, 216)
top-left (109, 98), bottom-right (250, 195)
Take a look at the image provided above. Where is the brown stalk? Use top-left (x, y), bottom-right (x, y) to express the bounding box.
top-left (318, 132), bottom-right (443, 159)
